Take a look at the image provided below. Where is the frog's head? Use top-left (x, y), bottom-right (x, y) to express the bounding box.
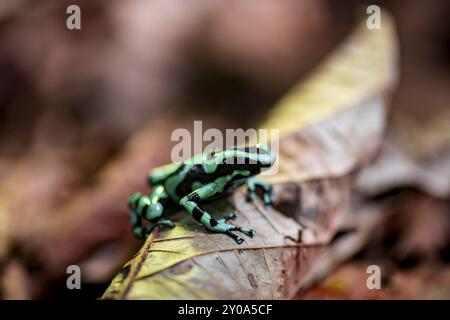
top-left (241, 143), bottom-right (275, 169)
top-left (212, 143), bottom-right (275, 175)
top-left (256, 143), bottom-right (275, 167)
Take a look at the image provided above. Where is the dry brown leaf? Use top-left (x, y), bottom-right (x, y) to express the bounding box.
top-left (298, 262), bottom-right (450, 300)
top-left (1, 259), bottom-right (34, 300)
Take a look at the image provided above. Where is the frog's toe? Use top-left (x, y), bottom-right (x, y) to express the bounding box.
top-left (237, 226), bottom-right (255, 238)
top-left (229, 224), bottom-right (255, 238)
top-left (227, 212), bottom-right (237, 220)
top-left (211, 220), bottom-right (255, 244)
top-left (218, 212), bottom-right (237, 223)
top-left (157, 219), bottom-right (175, 228)
top-left (132, 226), bottom-right (144, 239)
top-left (226, 230), bottom-right (244, 244)
top-left (246, 193), bottom-right (256, 202)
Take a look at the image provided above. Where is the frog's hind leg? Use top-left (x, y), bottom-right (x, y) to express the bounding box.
top-left (246, 177), bottom-right (273, 207)
top-left (142, 219), bottom-right (175, 237)
top-left (179, 183), bottom-right (255, 244)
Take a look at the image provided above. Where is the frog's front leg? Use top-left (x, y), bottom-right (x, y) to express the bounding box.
top-left (179, 183), bottom-right (255, 244)
top-left (128, 184), bottom-right (174, 239)
top-left (246, 177), bottom-right (273, 207)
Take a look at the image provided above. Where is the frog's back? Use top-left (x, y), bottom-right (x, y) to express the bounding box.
top-left (164, 162), bottom-right (235, 202)
top-left (148, 162), bottom-right (183, 185)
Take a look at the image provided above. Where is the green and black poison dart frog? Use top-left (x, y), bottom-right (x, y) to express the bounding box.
top-left (128, 144), bottom-right (275, 244)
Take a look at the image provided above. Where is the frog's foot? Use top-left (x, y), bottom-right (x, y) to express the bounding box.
top-left (246, 177), bottom-right (273, 207)
top-left (217, 212), bottom-right (237, 223)
top-left (262, 192), bottom-right (272, 207)
top-left (180, 187), bottom-right (255, 244)
top-left (132, 226), bottom-right (144, 239)
top-left (209, 221), bottom-right (255, 244)
top-left (226, 226), bottom-right (256, 244)
top-left (246, 192), bottom-right (257, 202)
top-left (143, 219), bottom-right (175, 237)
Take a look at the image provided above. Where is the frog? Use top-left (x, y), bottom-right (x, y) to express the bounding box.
top-left (128, 143), bottom-right (275, 244)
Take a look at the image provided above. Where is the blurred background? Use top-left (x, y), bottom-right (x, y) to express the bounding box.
top-left (0, 0), bottom-right (449, 299)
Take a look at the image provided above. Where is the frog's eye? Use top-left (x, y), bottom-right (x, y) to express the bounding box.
top-left (207, 148), bottom-right (220, 158)
top-left (205, 150), bottom-right (217, 163)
